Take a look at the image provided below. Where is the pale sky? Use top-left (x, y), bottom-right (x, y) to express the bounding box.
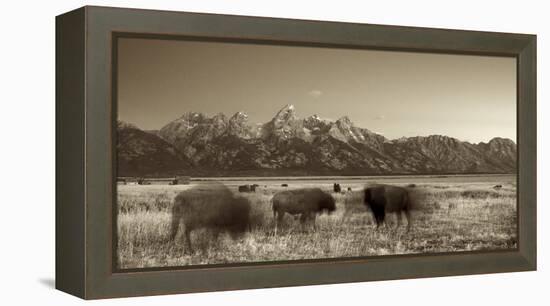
top-left (117, 37), bottom-right (516, 143)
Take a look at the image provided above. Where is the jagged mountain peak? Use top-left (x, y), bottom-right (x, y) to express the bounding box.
top-left (209, 113), bottom-right (228, 128)
top-left (273, 104), bottom-right (297, 121)
top-left (177, 111), bottom-right (207, 121)
top-left (260, 104), bottom-right (304, 140)
top-left (336, 115), bottom-right (352, 124)
top-left (421, 134), bottom-right (459, 143)
top-left (335, 116), bottom-right (354, 129)
top-left (393, 136), bottom-right (409, 143)
top-left (392, 135), bottom-right (464, 151)
top-left (303, 114), bottom-right (331, 133)
top-left (230, 111), bottom-right (249, 122)
top-left (226, 111), bottom-right (258, 139)
top-left (212, 112), bottom-right (227, 119)
top-left (487, 137), bottom-right (516, 146)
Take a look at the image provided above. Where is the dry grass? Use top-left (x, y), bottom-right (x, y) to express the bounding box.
top-left (117, 178), bottom-right (517, 269)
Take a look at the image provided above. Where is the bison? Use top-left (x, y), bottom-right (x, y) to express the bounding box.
top-left (272, 188), bottom-right (336, 233)
top-left (363, 184), bottom-right (412, 231)
top-left (137, 178), bottom-right (151, 185)
top-left (170, 183), bottom-right (251, 253)
top-left (238, 184), bottom-right (256, 192)
top-left (333, 183), bottom-right (341, 193)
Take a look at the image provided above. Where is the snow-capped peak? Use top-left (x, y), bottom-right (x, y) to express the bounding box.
top-left (231, 111), bottom-right (249, 120)
top-left (273, 104), bottom-right (298, 122)
top-left (336, 116), bottom-right (353, 126)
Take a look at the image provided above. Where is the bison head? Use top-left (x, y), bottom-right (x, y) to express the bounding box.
top-left (319, 193), bottom-right (336, 214)
top-left (226, 196), bottom-right (252, 236)
top-left (364, 188), bottom-right (372, 206)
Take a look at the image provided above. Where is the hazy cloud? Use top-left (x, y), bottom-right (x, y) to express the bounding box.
top-left (307, 89), bottom-right (323, 98)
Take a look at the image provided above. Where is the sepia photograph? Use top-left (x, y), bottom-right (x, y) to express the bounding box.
top-left (115, 37), bottom-right (517, 270)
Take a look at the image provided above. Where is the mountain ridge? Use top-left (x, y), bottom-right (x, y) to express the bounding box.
top-left (117, 104), bottom-right (516, 177)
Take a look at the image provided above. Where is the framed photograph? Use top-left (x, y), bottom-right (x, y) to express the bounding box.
top-left (56, 6), bottom-right (537, 299)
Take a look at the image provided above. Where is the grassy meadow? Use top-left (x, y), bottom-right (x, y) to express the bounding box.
top-left (117, 175), bottom-right (517, 269)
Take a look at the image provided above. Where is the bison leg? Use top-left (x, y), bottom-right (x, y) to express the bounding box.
top-left (170, 205), bottom-right (183, 241)
top-left (341, 209), bottom-right (350, 222)
top-left (380, 211), bottom-right (388, 229)
top-left (201, 229), bottom-right (218, 254)
top-left (183, 227), bottom-right (193, 254)
top-left (300, 213), bottom-right (316, 232)
top-left (375, 216), bottom-right (381, 229)
top-left (274, 211), bottom-right (284, 235)
top-left (373, 211), bottom-right (386, 230)
top-left (396, 212), bottom-right (402, 229)
top-left (299, 213), bottom-right (308, 232)
top-left (404, 209), bottom-right (412, 232)
top-left (212, 228), bottom-right (221, 242)
top-left (381, 218), bottom-right (389, 231)
top-left (169, 213), bottom-right (181, 241)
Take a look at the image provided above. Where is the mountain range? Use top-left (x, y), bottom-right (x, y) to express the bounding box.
top-left (117, 104), bottom-right (516, 177)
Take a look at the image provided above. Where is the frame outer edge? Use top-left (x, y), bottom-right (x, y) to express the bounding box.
top-left (55, 6), bottom-right (87, 299)
top-left (518, 36), bottom-right (537, 269)
top-left (80, 6), bottom-right (537, 299)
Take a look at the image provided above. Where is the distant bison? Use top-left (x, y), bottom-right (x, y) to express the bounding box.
top-left (272, 188), bottom-right (336, 232)
top-left (137, 178), bottom-right (151, 185)
top-left (347, 187), bottom-right (352, 192)
top-left (493, 184), bottom-right (503, 189)
top-left (364, 184), bottom-right (412, 231)
top-left (281, 184), bottom-right (288, 187)
top-left (333, 183), bottom-right (341, 193)
top-left (238, 184), bottom-right (256, 192)
top-left (170, 183), bottom-right (251, 253)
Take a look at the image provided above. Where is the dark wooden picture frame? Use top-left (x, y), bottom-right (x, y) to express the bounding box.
top-left (56, 6), bottom-right (536, 300)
